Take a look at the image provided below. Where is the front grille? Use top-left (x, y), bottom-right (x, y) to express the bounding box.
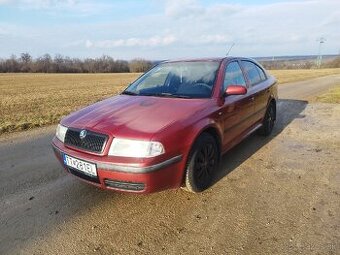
top-left (104, 179), bottom-right (145, 191)
top-left (64, 128), bottom-right (108, 153)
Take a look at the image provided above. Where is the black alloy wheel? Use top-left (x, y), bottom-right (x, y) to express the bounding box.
top-left (259, 103), bottom-right (276, 136)
top-left (184, 133), bottom-right (219, 193)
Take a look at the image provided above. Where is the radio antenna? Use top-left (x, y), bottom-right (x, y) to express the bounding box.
top-left (226, 42), bottom-right (235, 56)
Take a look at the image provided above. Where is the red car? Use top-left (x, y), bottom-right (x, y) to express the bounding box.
top-left (52, 57), bottom-right (277, 193)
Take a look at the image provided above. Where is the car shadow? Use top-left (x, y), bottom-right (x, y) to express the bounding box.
top-left (212, 99), bottom-right (308, 185)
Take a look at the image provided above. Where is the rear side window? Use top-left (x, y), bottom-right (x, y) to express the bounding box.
top-left (241, 61), bottom-right (262, 86)
top-left (223, 62), bottom-right (246, 91)
top-left (256, 65), bottom-right (267, 81)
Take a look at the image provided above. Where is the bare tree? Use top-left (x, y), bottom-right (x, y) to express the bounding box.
top-left (20, 52), bottom-right (32, 72)
top-left (4, 55), bottom-right (20, 72)
top-left (0, 53), bottom-right (146, 73)
top-left (129, 59), bottom-right (153, 73)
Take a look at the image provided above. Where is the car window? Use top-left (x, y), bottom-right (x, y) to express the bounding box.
top-left (256, 65), bottom-right (267, 81)
top-left (241, 61), bottom-right (262, 86)
top-left (138, 69), bottom-right (168, 90)
top-left (125, 61), bottom-right (220, 98)
top-left (223, 61), bottom-right (246, 91)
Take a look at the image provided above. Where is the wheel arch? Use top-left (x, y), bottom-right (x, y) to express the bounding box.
top-left (180, 121), bottom-right (222, 178)
top-left (181, 123), bottom-right (222, 190)
top-left (200, 126), bottom-right (222, 156)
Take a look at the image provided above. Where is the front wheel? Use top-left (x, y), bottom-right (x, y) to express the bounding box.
top-left (184, 133), bottom-right (219, 193)
top-left (258, 103), bottom-right (276, 136)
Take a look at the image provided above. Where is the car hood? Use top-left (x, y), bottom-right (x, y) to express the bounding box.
top-left (62, 95), bottom-right (211, 139)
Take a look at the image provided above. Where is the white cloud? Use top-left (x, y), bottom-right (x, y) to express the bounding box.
top-left (0, 26), bottom-right (8, 35)
top-left (157, 0), bottom-right (340, 57)
top-left (165, 0), bottom-right (205, 18)
top-left (0, 0), bottom-right (76, 8)
top-left (0, 0), bottom-right (111, 16)
top-left (1, 0), bottom-right (340, 59)
top-left (199, 34), bottom-right (232, 44)
top-left (86, 35), bottom-right (178, 49)
top-left (85, 40), bottom-right (93, 48)
top-left (165, 0), bottom-right (243, 19)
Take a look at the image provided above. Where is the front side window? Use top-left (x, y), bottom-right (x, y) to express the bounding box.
top-left (241, 61), bottom-right (262, 86)
top-left (124, 61), bottom-right (220, 98)
top-left (223, 61), bottom-right (246, 91)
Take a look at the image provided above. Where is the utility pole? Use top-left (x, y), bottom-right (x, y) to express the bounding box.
top-left (316, 37), bottom-right (326, 68)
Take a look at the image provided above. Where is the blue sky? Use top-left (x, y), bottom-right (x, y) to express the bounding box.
top-left (0, 0), bottom-right (339, 59)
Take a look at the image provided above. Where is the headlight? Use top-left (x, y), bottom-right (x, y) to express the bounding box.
top-left (56, 124), bottom-right (68, 143)
top-left (108, 138), bottom-right (165, 158)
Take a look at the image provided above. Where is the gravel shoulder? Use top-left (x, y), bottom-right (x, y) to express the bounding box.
top-left (0, 75), bottom-right (339, 255)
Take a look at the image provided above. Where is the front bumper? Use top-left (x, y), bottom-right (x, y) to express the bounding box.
top-left (52, 137), bottom-right (185, 193)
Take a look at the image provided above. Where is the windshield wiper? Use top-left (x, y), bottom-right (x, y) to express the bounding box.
top-left (121, 91), bottom-right (138, 96)
top-left (141, 92), bottom-right (191, 98)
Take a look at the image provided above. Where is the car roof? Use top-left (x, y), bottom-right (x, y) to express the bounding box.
top-left (162, 57), bottom-right (239, 63)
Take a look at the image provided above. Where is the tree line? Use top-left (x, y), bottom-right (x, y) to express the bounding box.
top-left (1, 53), bottom-right (339, 73)
top-left (0, 53), bottom-right (153, 73)
top-left (260, 57), bottom-right (340, 70)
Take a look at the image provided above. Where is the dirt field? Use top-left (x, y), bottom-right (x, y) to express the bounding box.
top-left (0, 75), bottom-right (339, 255)
top-left (1, 68), bottom-right (340, 135)
top-left (0, 73), bottom-right (140, 134)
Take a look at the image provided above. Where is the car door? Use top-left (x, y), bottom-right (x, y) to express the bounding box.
top-left (220, 61), bottom-right (255, 151)
top-left (241, 60), bottom-right (269, 123)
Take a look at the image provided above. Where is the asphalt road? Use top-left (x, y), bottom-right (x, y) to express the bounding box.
top-left (1, 75), bottom-right (339, 255)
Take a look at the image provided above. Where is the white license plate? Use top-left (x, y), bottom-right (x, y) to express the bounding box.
top-left (63, 154), bottom-right (97, 177)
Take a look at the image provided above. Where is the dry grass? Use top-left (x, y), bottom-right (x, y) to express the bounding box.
top-left (269, 68), bottom-right (340, 84)
top-left (316, 84), bottom-right (340, 103)
top-left (1, 68), bottom-right (340, 135)
top-left (0, 73), bottom-right (140, 134)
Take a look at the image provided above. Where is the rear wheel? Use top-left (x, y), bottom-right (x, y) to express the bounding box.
top-left (259, 102), bottom-right (276, 136)
top-left (184, 133), bottom-right (219, 193)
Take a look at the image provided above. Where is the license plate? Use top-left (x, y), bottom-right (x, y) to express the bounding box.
top-left (63, 154), bottom-right (97, 177)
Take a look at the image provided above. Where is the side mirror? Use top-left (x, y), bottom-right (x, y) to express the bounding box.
top-left (224, 85), bottom-right (247, 96)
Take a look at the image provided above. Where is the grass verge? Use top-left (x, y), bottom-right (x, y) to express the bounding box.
top-left (269, 68), bottom-right (340, 84)
top-left (316, 85), bottom-right (340, 103)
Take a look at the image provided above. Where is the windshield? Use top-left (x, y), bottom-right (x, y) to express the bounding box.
top-left (123, 61), bottom-right (220, 98)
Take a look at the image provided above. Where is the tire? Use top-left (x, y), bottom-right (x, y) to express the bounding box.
top-left (183, 133), bottom-right (219, 193)
top-left (258, 102), bottom-right (276, 136)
